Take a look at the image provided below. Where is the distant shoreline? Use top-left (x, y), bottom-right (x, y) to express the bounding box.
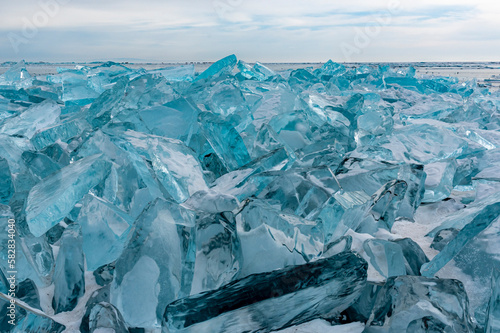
top-left (2, 61), bottom-right (500, 67)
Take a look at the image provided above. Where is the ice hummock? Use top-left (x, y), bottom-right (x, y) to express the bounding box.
top-left (0, 57), bottom-right (499, 332)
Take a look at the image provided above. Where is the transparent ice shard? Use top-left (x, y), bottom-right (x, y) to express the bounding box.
top-left (190, 212), bottom-right (241, 294)
top-left (0, 100), bottom-right (61, 139)
top-left (59, 70), bottom-right (99, 105)
top-left (26, 154), bottom-right (112, 237)
top-left (80, 285), bottom-right (112, 332)
top-left (253, 62), bottom-right (276, 80)
top-left (486, 269), bottom-right (500, 333)
top-left (365, 179), bottom-right (408, 232)
top-left (317, 60), bottom-right (346, 79)
top-left (197, 144), bottom-right (229, 181)
top-left (93, 263), bottom-right (115, 286)
top-left (423, 160), bottom-right (457, 203)
top-left (0, 134), bottom-right (36, 191)
top-left (288, 68), bottom-right (320, 92)
top-left (203, 80), bottom-right (249, 118)
top-left (334, 158), bottom-right (425, 221)
top-left (163, 252), bottom-right (367, 333)
top-left (21, 236), bottom-right (55, 287)
top-left (21, 151), bottom-right (61, 180)
top-left (235, 199), bottom-right (323, 277)
top-left (14, 279), bottom-right (41, 310)
top-left (84, 62), bottom-right (132, 94)
top-left (182, 190), bottom-right (238, 214)
top-left (40, 142), bottom-right (70, 167)
top-left (30, 114), bottom-right (90, 150)
top-left (323, 235), bottom-right (352, 258)
top-left (426, 191), bottom-right (500, 237)
top-left (473, 148), bottom-right (500, 181)
top-left (267, 111), bottom-right (316, 151)
top-left (86, 61), bottom-right (132, 76)
top-left (422, 202), bottom-right (500, 320)
top-left (341, 282), bottom-right (382, 323)
top-left (363, 239), bottom-right (406, 278)
top-left (75, 129), bottom-right (158, 215)
top-left (371, 123), bottom-right (472, 164)
top-left (52, 224), bottom-right (85, 313)
top-left (122, 130), bottom-right (208, 203)
top-left (86, 74), bottom-right (177, 129)
top-left (294, 122), bottom-right (352, 167)
top-left (88, 302), bottom-right (129, 333)
top-left (199, 111), bottom-right (251, 171)
top-left (392, 238), bottom-right (429, 276)
top-left (317, 190), bottom-right (371, 244)
top-left (0, 95), bottom-right (18, 122)
top-left (8, 311), bottom-right (65, 333)
top-left (365, 276), bottom-right (474, 333)
top-left (119, 74), bottom-right (177, 110)
top-left (257, 167), bottom-right (339, 219)
top-left (209, 147), bottom-right (293, 201)
top-left (0, 278), bottom-right (42, 331)
top-left (0, 60), bottom-right (32, 86)
top-left (237, 60), bottom-right (259, 80)
top-left (421, 202), bottom-right (500, 277)
top-left (77, 194), bottom-right (133, 271)
top-left (430, 228), bottom-right (459, 251)
top-left (148, 64), bottom-right (195, 82)
top-left (194, 54), bottom-right (237, 82)
top-left (86, 77), bottom-right (128, 128)
top-left (138, 98), bottom-right (200, 144)
top-left (110, 198), bottom-right (196, 328)
top-left (0, 157), bottom-right (13, 204)
top-left (317, 179), bottom-right (407, 242)
top-left (362, 237), bottom-right (428, 280)
top-left (356, 106), bottom-right (394, 145)
top-left (245, 82), bottom-right (296, 131)
top-left (0, 206), bottom-right (51, 287)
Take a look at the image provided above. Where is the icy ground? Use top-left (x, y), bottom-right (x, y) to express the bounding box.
top-left (0, 56), bottom-right (499, 332)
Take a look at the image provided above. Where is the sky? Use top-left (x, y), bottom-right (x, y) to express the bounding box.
top-left (0, 0), bottom-right (499, 63)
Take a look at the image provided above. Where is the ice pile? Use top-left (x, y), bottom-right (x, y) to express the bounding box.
top-left (0, 56), bottom-right (499, 332)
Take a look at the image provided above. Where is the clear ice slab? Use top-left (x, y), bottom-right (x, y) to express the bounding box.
top-left (486, 269), bottom-right (500, 333)
top-left (52, 223), bottom-right (85, 313)
top-left (194, 54), bottom-right (237, 82)
top-left (120, 130), bottom-right (208, 203)
top-left (421, 202), bottom-right (500, 323)
top-left (25, 154), bottom-right (112, 237)
top-left (363, 239), bottom-right (406, 278)
top-left (110, 198), bottom-right (196, 328)
top-left (0, 157), bottom-right (13, 204)
top-left (88, 302), bottom-right (129, 333)
top-left (163, 251), bottom-right (367, 333)
top-left (0, 100), bottom-right (61, 139)
top-left (235, 198), bottom-right (324, 277)
top-left (76, 194), bottom-right (133, 271)
top-left (364, 276), bottom-right (474, 333)
top-left (421, 202), bottom-right (500, 277)
top-left (190, 212), bottom-right (241, 294)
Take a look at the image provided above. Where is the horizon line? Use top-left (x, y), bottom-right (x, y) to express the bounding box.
top-left (2, 60), bottom-right (500, 65)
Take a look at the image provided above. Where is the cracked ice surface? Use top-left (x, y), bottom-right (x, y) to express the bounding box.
top-left (0, 57), bottom-right (499, 332)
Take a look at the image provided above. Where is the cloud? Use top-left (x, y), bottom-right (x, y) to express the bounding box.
top-left (0, 0), bottom-right (498, 62)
